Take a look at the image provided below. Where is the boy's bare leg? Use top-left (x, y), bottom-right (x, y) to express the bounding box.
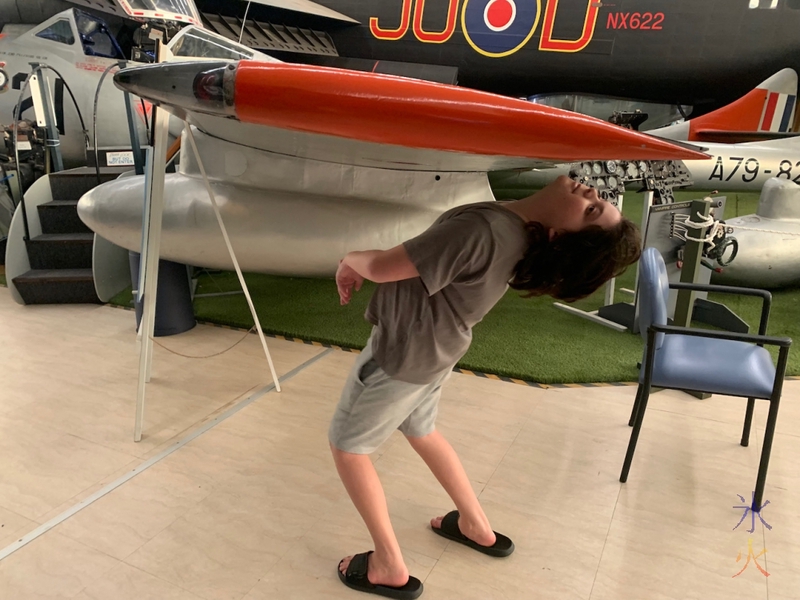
top-left (331, 444), bottom-right (410, 587)
top-left (406, 429), bottom-right (497, 546)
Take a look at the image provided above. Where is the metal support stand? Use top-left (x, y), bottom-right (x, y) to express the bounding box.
top-left (29, 63), bottom-right (64, 173)
top-left (596, 191), bottom-right (656, 333)
top-left (134, 36), bottom-right (169, 442)
top-left (184, 126), bottom-right (281, 393)
top-left (123, 87), bottom-right (145, 176)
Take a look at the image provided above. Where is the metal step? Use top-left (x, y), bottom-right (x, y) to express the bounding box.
top-left (48, 166), bottom-right (131, 201)
top-left (26, 233), bottom-right (93, 270)
top-left (12, 269), bottom-right (100, 304)
top-left (37, 200), bottom-right (91, 235)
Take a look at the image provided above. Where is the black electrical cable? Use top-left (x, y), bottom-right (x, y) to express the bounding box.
top-left (37, 64), bottom-right (90, 152)
top-left (140, 98), bottom-right (151, 139)
top-left (92, 61), bottom-right (126, 185)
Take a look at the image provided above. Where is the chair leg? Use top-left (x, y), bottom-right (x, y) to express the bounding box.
top-left (628, 384), bottom-right (644, 427)
top-left (753, 395), bottom-right (781, 511)
top-left (620, 384), bottom-right (652, 483)
top-left (741, 397), bottom-right (755, 447)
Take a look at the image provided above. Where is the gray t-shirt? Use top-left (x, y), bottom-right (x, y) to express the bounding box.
top-left (365, 201), bottom-right (528, 384)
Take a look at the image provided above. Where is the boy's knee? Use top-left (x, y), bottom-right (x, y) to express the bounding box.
top-left (404, 428), bottom-right (439, 447)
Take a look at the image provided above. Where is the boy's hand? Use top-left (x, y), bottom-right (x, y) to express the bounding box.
top-left (336, 259), bottom-right (364, 305)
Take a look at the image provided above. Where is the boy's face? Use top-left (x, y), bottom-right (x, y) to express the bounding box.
top-left (534, 175), bottom-right (621, 237)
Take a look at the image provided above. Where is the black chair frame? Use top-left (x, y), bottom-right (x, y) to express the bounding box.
top-left (621, 281), bottom-right (791, 511)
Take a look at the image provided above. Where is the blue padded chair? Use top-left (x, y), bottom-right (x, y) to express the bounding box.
top-left (620, 247), bottom-right (791, 510)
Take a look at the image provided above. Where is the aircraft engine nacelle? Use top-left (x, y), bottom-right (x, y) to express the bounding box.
top-left (77, 128), bottom-right (495, 276)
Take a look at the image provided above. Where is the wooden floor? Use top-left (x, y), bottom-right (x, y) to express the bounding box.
top-left (0, 289), bottom-right (797, 600)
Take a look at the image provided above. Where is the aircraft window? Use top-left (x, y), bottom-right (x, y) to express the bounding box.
top-left (749, 0), bottom-right (779, 7)
top-left (75, 12), bottom-right (124, 59)
top-left (171, 28), bottom-right (255, 60)
top-left (35, 20), bottom-right (75, 45)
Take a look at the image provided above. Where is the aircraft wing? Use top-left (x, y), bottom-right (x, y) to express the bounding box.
top-left (114, 60), bottom-right (709, 173)
top-left (236, 0), bottom-right (359, 23)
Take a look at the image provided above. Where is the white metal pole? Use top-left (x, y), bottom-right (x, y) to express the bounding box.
top-left (185, 126), bottom-right (282, 393)
top-left (134, 36), bottom-right (170, 442)
top-left (603, 193), bottom-right (625, 307)
top-left (631, 190), bottom-right (655, 334)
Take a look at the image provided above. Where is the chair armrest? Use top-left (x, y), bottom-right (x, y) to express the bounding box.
top-left (650, 323), bottom-right (792, 348)
top-left (668, 282), bottom-right (771, 335)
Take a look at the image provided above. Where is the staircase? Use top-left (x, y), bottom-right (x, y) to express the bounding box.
top-left (12, 167), bottom-right (129, 304)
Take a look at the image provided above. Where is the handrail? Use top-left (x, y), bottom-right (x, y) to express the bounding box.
top-left (13, 70), bottom-right (36, 242)
top-left (12, 63), bottom-right (88, 242)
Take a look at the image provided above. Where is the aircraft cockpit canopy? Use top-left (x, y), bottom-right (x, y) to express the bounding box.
top-left (29, 10), bottom-right (124, 61)
top-left (168, 27), bottom-right (278, 63)
top-left (75, 12), bottom-right (124, 60)
top-left (35, 20), bottom-right (75, 46)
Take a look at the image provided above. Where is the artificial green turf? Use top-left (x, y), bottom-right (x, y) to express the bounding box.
top-left (107, 189), bottom-right (800, 383)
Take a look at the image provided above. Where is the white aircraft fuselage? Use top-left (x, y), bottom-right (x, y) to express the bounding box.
top-left (676, 139), bottom-right (800, 193)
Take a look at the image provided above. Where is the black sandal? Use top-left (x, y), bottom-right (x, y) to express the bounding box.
top-left (432, 510), bottom-right (515, 557)
top-left (337, 551), bottom-right (423, 599)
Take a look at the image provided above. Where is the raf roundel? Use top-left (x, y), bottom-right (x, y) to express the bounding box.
top-left (462, 0), bottom-right (541, 58)
top-left (484, 0), bottom-right (516, 32)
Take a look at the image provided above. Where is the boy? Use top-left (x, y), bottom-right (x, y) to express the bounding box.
top-left (330, 176), bottom-right (641, 599)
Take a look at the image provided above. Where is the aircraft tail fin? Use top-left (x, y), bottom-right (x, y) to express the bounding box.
top-left (691, 68), bottom-right (798, 140)
top-left (655, 69), bottom-right (798, 142)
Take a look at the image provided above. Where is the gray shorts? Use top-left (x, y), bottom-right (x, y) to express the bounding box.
top-left (328, 331), bottom-right (451, 454)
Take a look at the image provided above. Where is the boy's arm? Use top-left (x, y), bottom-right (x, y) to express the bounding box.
top-left (342, 245), bottom-right (420, 283)
top-left (336, 245), bottom-right (419, 305)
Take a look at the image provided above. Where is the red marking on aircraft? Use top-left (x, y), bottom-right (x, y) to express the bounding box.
top-left (412, 0), bottom-right (458, 43)
top-left (76, 62), bottom-right (109, 73)
top-left (539, 0), bottom-right (601, 52)
top-left (486, 0), bottom-right (515, 31)
top-left (134, 99), bottom-right (153, 123)
top-left (233, 62), bottom-right (708, 162)
top-left (761, 93), bottom-right (779, 130)
top-left (370, 0), bottom-right (413, 41)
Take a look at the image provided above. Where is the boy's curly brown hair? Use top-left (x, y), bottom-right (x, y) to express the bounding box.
top-left (509, 218), bottom-right (642, 302)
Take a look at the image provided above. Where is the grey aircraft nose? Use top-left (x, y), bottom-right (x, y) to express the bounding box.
top-left (114, 61), bottom-right (237, 118)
